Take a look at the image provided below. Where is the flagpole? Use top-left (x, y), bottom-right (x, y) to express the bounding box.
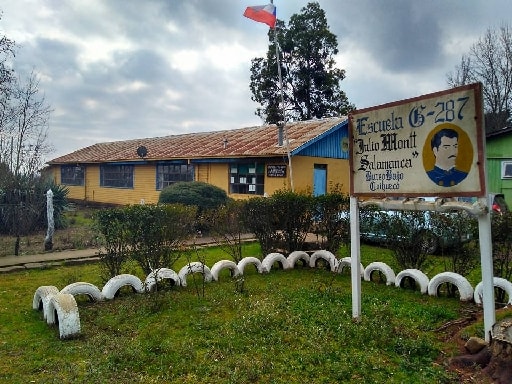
top-left (271, 0), bottom-right (294, 192)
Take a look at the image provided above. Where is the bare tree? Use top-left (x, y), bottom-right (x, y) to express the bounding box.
top-left (447, 24), bottom-right (512, 132)
top-left (8, 72), bottom-right (52, 177)
top-left (0, 16), bottom-right (16, 100)
top-left (0, 17), bottom-right (16, 165)
top-left (0, 15), bottom-right (56, 255)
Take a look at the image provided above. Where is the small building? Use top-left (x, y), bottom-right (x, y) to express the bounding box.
top-left (486, 126), bottom-right (512, 205)
top-left (46, 117), bottom-right (350, 205)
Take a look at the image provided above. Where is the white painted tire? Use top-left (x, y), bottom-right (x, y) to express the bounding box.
top-left (46, 293), bottom-right (81, 339)
top-left (309, 250), bottom-right (338, 272)
top-left (262, 253), bottom-right (290, 272)
top-left (237, 257), bottom-right (265, 274)
top-left (210, 260), bottom-right (241, 281)
top-left (474, 277), bottom-right (512, 305)
top-left (338, 257), bottom-right (364, 277)
top-left (60, 282), bottom-right (105, 302)
top-left (395, 269), bottom-right (430, 294)
top-left (287, 251), bottom-right (310, 268)
top-left (145, 268), bottom-right (181, 291)
top-left (178, 262), bottom-right (213, 287)
top-left (364, 262), bottom-right (396, 286)
top-left (102, 274), bottom-right (144, 300)
top-left (427, 272), bottom-right (474, 301)
top-left (33, 286), bottom-right (60, 319)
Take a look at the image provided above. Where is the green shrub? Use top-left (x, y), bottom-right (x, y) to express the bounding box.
top-left (242, 196), bottom-right (281, 256)
top-left (95, 207), bottom-right (131, 279)
top-left (95, 204), bottom-right (197, 278)
top-left (492, 211), bottom-right (512, 300)
top-left (271, 189), bottom-right (314, 253)
top-left (158, 181), bottom-right (229, 214)
top-left (200, 200), bottom-right (248, 262)
top-left (374, 210), bottom-right (433, 270)
top-left (124, 204), bottom-right (196, 275)
top-left (313, 188), bottom-right (350, 255)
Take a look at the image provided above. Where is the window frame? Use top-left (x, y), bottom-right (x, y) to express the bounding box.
top-left (229, 162), bottom-right (265, 195)
top-left (60, 165), bottom-right (85, 186)
top-left (156, 162), bottom-right (194, 190)
top-left (100, 164), bottom-right (134, 188)
top-left (501, 161), bottom-right (512, 179)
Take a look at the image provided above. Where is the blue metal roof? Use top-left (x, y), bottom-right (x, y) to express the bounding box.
top-left (292, 119), bottom-right (349, 159)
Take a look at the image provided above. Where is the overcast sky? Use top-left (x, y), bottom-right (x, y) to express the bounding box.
top-left (1, 1), bottom-right (510, 162)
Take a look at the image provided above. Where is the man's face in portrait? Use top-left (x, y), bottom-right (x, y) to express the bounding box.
top-left (433, 135), bottom-right (458, 170)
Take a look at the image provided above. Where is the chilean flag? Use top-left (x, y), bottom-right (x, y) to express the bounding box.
top-left (243, 4), bottom-right (276, 29)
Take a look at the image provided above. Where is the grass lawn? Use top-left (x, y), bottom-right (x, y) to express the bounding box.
top-left (0, 243), bottom-right (479, 383)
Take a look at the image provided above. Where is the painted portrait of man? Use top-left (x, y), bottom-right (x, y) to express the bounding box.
top-left (426, 128), bottom-right (468, 187)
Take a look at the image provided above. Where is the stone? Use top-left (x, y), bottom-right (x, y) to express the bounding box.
top-left (465, 336), bottom-right (488, 354)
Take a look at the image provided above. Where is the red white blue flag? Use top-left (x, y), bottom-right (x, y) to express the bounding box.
top-left (243, 4), bottom-right (276, 28)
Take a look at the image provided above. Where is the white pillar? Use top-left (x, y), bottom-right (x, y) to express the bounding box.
top-left (478, 197), bottom-right (495, 342)
top-left (350, 196), bottom-right (361, 320)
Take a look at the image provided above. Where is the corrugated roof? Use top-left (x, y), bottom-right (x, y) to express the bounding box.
top-left (48, 117), bottom-right (347, 164)
top-left (486, 126), bottom-right (512, 139)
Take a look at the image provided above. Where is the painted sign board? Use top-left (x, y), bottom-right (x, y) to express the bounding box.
top-left (267, 164), bottom-right (286, 177)
top-left (349, 83), bottom-right (485, 198)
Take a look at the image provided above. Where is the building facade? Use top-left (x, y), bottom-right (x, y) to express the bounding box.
top-left (486, 126), bottom-right (512, 205)
top-left (46, 118), bottom-right (350, 205)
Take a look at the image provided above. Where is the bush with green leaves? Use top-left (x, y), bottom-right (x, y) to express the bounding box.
top-left (367, 209), bottom-right (434, 270)
top-left (492, 211), bottom-right (512, 286)
top-left (200, 200), bottom-right (248, 262)
top-left (241, 190), bottom-right (316, 255)
top-left (95, 207), bottom-right (131, 280)
top-left (158, 181), bottom-right (229, 214)
top-left (312, 189), bottom-right (350, 255)
top-left (95, 204), bottom-right (197, 279)
top-left (125, 204), bottom-right (197, 275)
top-left (241, 196), bottom-right (281, 256)
top-left (429, 211), bottom-right (479, 277)
top-left (271, 189), bottom-right (315, 254)
top-left (0, 167), bottom-right (69, 254)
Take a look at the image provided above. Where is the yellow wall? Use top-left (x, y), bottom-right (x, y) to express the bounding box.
top-left (51, 156), bottom-right (350, 205)
top-left (196, 163), bottom-right (229, 191)
top-left (291, 156), bottom-right (350, 195)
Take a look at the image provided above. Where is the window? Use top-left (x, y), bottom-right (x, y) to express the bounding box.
top-left (156, 163), bottom-right (194, 190)
top-left (502, 161), bottom-right (512, 179)
top-left (100, 164), bottom-right (134, 188)
top-left (60, 165), bottom-right (84, 186)
top-left (229, 162), bottom-right (265, 195)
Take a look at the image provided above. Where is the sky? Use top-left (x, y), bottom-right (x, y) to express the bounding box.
top-left (0, 0), bottom-right (511, 162)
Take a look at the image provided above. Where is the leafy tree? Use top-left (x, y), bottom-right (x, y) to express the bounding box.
top-left (249, 2), bottom-right (354, 124)
top-left (447, 24), bottom-right (512, 132)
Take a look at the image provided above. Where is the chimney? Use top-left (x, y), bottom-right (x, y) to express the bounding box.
top-left (277, 124), bottom-right (283, 146)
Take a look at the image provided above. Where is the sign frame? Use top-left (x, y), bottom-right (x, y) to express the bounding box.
top-left (349, 83), bottom-right (485, 198)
